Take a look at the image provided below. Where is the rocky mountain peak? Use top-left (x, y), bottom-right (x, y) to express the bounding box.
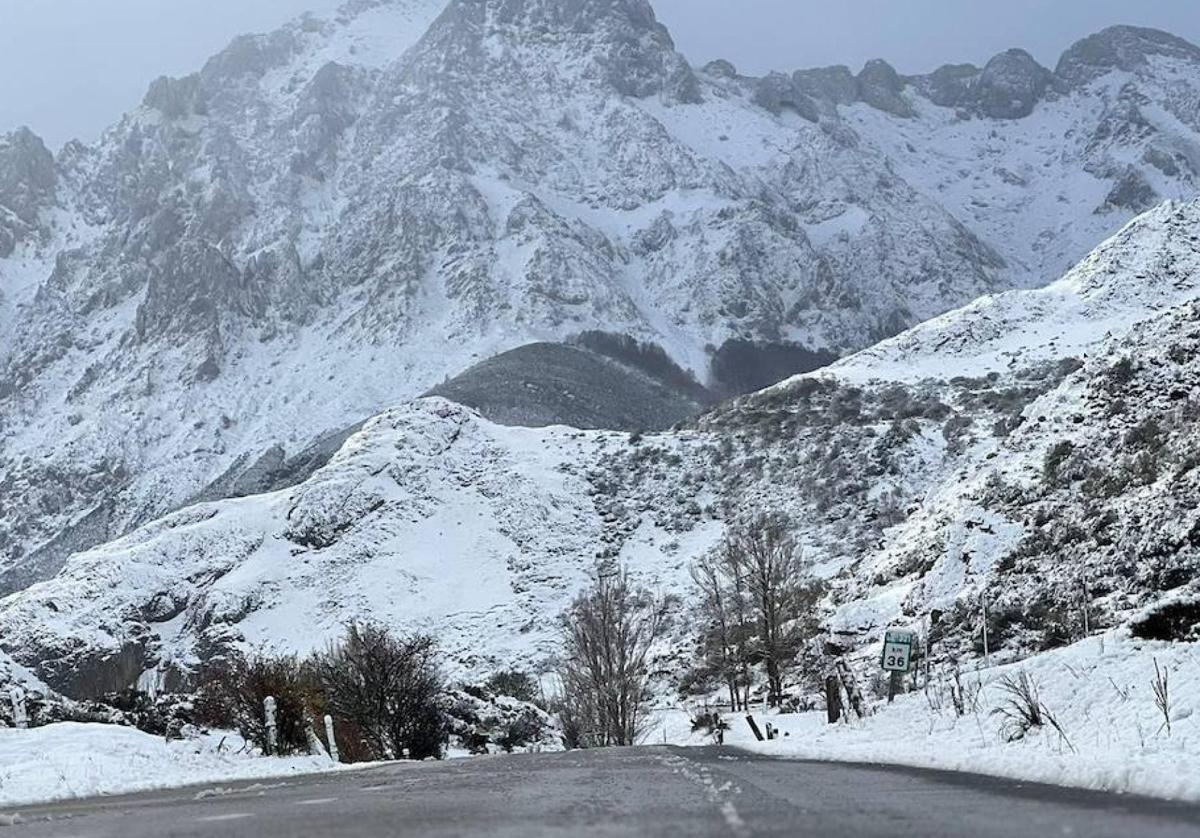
top-left (976, 48), bottom-right (1055, 119)
top-left (421, 0), bottom-right (700, 102)
top-left (0, 127), bottom-right (57, 257)
top-left (856, 59), bottom-right (914, 117)
top-left (1057, 25), bottom-right (1200, 86)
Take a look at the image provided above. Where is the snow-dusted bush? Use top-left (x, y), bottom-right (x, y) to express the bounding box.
top-left (316, 624), bottom-right (447, 761)
top-left (445, 688), bottom-right (559, 754)
top-left (196, 654), bottom-right (319, 756)
top-left (483, 670), bottom-right (540, 704)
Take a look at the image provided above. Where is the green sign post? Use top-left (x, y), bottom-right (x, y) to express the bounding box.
top-left (880, 629), bottom-right (916, 673)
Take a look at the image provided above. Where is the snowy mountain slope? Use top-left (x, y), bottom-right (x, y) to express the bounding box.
top-left (3, 6), bottom-right (1200, 607)
top-left (819, 200), bottom-right (1200, 384)
top-left (427, 339), bottom-right (711, 431)
top-left (0, 0), bottom-right (1011, 596)
top-left (4, 199), bottom-right (1198, 698)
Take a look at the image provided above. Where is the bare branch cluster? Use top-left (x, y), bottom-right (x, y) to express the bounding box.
top-left (558, 568), bottom-right (665, 748)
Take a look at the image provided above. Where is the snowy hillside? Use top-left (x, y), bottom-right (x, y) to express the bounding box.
top-left (3, 2), bottom-right (1200, 601)
top-left (3, 198), bottom-right (1198, 699)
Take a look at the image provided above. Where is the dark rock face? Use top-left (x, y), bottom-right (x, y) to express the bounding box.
top-left (856, 59), bottom-right (914, 117)
top-left (753, 73), bottom-right (821, 122)
top-left (459, 0), bottom-right (702, 103)
top-left (914, 63), bottom-right (981, 109)
top-left (135, 242), bottom-right (252, 341)
top-left (0, 128), bottom-right (57, 257)
top-left (793, 65), bottom-right (859, 105)
top-left (1101, 167), bottom-right (1159, 213)
top-left (703, 59), bottom-right (738, 79)
top-left (1057, 25), bottom-right (1200, 86)
top-left (906, 51), bottom-right (1054, 120)
top-left (143, 74), bottom-right (207, 119)
top-left (976, 49), bottom-right (1054, 119)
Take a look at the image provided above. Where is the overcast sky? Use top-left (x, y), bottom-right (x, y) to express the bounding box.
top-left (2, 0), bottom-right (1198, 149)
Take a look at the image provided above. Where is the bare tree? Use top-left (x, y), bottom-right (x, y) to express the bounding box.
top-left (690, 515), bottom-right (824, 708)
top-left (732, 514), bottom-right (824, 707)
top-left (559, 568), bottom-right (665, 748)
top-left (690, 546), bottom-right (753, 710)
top-left (691, 552), bottom-right (739, 710)
top-left (316, 623), bottom-right (447, 761)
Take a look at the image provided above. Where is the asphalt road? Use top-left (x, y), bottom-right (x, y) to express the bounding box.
top-left (5, 747), bottom-right (1200, 838)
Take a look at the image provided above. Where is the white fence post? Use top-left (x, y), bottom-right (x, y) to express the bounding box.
top-left (9, 687), bottom-right (27, 729)
top-left (981, 592), bottom-right (990, 667)
top-left (325, 714), bottom-right (339, 763)
top-left (264, 696), bottom-right (278, 756)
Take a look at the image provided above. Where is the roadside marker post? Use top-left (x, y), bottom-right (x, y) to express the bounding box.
top-left (324, 715), bottom-right (339, 763)
top-left (8, 686), bottom-right (27, 729)
top-left (880, 629), bottom-right (916, 703)
top-left (264, 696), bottom-right (278, 756)
top-left (981, 594), bottom-right (991, 667)
top-left (745, 715), bottom-right (765, 742)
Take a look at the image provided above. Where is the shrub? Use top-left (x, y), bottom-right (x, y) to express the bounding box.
top-left (992, 672), bottom-right (1073, 751)
top-left (1130, 599), bottom-right (1200, 641)
top-left (484, 670), bottom-right (539, 704)
top-left (196, 654), bottom-right (319, 756)
top-left (1042, 441), bottom-right (1075, 486)
top-left (316, 624), bottom-right (448, 761)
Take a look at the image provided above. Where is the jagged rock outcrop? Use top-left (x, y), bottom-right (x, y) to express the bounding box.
top-left (0, 128), bottom-right (56, 257)
top-left (1057, 25), bottom-right (1200, 87)
top-left (856, 59), bottom-right (914, 117)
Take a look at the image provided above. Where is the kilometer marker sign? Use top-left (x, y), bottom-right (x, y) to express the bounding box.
top-left (880, 629), bottom-right (916, 673)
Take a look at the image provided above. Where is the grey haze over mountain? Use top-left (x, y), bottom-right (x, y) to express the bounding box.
top-left (3, 0), bottom-right (1200, 147)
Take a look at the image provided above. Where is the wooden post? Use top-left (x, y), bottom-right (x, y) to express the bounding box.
top-left (745, 715), bottom-right (765, 742)
top-left (1081, 576), bottom-right (1091, 637)
top-left (825, 675), bottom-right (842, 724)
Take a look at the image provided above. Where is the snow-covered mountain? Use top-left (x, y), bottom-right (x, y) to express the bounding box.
top-left (3, 198), bottom-right (1198, 697)
top-left (2, 1), bottom-right (1200, 631)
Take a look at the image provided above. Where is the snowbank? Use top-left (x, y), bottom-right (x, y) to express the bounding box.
top-left (0, 724), bottom-right (339, 808)
top-left (665, 632), bottom-right (1200, 802)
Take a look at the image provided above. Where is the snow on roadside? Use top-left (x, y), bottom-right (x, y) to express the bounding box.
top-left (666, 631), bottom-right (1200, 802)
top-left (0, 724), bottom-right (340, 809)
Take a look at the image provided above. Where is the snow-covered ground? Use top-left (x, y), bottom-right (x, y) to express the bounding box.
top-left (0, 724), bottom-right (340, 809)
top-left (658, 631), bottom-right (1200, 802)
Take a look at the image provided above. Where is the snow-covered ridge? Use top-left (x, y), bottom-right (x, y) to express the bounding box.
top-left (820, 199), bottom-right (1200, 384)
